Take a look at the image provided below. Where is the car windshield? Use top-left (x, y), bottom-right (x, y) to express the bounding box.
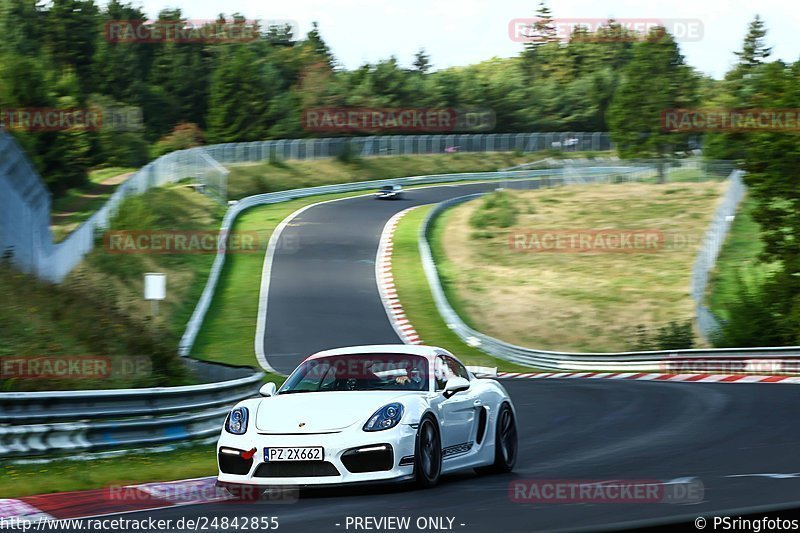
top-left (279, 354), bottom-right (429, 393)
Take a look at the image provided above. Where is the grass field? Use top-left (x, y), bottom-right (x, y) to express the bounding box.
top-left (706, 195), bottom-right (776, 320)
top-left (431, 181), bottom-right (728, 352)
top-left (0, 444), bottom-right (216, 498)
top-left (71, 185), bottom-right (224, 341)
top-left (51, 167), bottom-right (136, 243)
top-left (390, 206), bottom-right (535, 372)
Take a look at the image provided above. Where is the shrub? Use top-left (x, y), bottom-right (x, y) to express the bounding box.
top-left (469, 190), bottom-right (519, 229)
top-left (152, 123), bottom-right (205, 157)
top-left (336, 141), bottom-right (361, 165)
top-left (268, 151), bottom-right (288, 168)
top-left (631, 320), bottom-right (695, 351)
top-left (713, 271), bottom-right (796, 347)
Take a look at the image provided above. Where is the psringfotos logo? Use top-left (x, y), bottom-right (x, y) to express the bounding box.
top-left (509, 18), bottom-right (704, 43)
top-left (301, 107), bottom-right (496, 133)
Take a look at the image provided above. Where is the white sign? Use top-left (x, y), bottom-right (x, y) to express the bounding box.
top-left (144, 273), bottom-right (166, 301)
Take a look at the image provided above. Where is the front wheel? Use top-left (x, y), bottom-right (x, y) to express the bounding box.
top-left (477, 402), bottom-right (517, 474)
top-left (414, 415), bottom-right (442, 488)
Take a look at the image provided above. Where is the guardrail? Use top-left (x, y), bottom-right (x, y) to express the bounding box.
top-left (178, 165), bottom-right (646, 358)
top-left (0, 362), bottom-right (264, 458)
top-left (417, 187), bottom-right (800, 372)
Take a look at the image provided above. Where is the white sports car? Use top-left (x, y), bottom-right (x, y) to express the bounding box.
top-left (216, 345), bottom-right (517, 490)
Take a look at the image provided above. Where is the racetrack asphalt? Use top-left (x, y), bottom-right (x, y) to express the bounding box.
top-left (95, 179), bottom-right (800, 531)
top-left (261, 179), bottom-right (544, 374)
top-left (110, 379), bottom-right (800, 532)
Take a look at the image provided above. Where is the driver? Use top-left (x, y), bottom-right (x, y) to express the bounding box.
top-left (395, 366), bottom-right (424, 388)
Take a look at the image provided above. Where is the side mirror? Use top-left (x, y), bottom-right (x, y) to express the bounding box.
top-left (443, 377), bottom-right (470, 399)
top-left (259, 382), bottom-right (277, 397)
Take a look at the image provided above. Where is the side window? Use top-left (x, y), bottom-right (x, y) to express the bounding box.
top-left (434, 356), bottom-right (455, 390)
top-left (446, 356), bottom-right (470, 380)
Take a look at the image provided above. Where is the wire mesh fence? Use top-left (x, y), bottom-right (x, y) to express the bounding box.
top-left (204, 132), bottom-right (613, 164)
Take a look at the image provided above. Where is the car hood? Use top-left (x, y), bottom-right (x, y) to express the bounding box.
top-left (254, 391), bottom-right (420, 433)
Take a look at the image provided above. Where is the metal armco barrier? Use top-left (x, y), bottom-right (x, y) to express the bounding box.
top-left (417, 187), bottom-right (800, 372)
top-left (0, 364), bottom-right (264, 457)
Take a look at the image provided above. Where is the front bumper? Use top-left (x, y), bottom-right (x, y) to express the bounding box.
top-left (216, 424), bottom-right (417, 486)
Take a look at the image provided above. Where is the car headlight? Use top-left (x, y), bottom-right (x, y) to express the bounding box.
top-left (226, 407), bottom-right (249, 435)
top-left (363, 403), bottom-right (404, 432)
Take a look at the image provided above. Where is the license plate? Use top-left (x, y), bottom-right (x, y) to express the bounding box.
top-left (264, 447), bottom-right (323, 462)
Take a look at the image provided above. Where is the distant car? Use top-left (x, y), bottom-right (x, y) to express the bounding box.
top-left (216, 344), bottom-right (517, 490)
top-left (375, 184), bottom-right (403, 199)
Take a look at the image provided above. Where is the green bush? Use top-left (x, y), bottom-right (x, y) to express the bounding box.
top-left (631, 320), bottom-right (695, 351)
top-left (713, 271), bottom-right (798, 347)
top-left (268, 151), bottom-right (288, 168)
top-left (152, 123), bottom-right (205, 158)
top-left (469, 190), bottom-right (519, 229)
top-left (336, 141), bottom-right (361, 165)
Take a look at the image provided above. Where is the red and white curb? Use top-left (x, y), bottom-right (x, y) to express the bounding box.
top-left (376, 207), bottom-right (423, 345)
top-left (497, 371), bottom-right (800, 384)
top-left (0, 477), bottom-right (236, 522)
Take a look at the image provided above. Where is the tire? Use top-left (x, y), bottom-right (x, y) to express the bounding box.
top-left (414, 415), bottom-right (442, 488)
top-left (477, 402), bottom-right (517, 474)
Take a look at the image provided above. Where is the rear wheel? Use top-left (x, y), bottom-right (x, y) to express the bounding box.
top-left (477, 402), bottom-right (517, 474)
top-left (414, 416), bottom-right (442, 488)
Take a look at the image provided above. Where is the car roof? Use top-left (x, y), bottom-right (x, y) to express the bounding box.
top-left (305, 344), bottom-right (451, 361)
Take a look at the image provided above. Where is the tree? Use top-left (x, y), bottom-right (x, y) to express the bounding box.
top-left (607, 28), bottom-right (697, 181)
top-left (206, 44), bottom-right (276, 142)
top-left (45, 0), bottom-right (100, 96)
top-left (306, 21), bottom-right (334, 69)
top-left (524, 1), bottom-right (557, 49)
top-left (522, 1), bottom-right (559, 80)
top-left (734, 15), bottom-right (772, 71)
top-left (413, 48), bottom-right (431, 74)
